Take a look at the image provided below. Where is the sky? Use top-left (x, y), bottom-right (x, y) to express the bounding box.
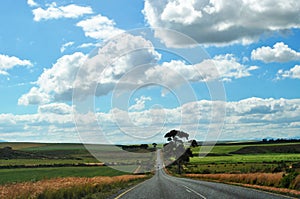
top-left (0, 0), bottom-right (300, 144)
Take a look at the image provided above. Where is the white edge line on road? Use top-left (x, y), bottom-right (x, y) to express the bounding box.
top-left (114, 178), bottom-right (148, 199)
top-left (183, 185), bottom-right (207, 199)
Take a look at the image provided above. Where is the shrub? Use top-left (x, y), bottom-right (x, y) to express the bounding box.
top-left (290, 174), bottom-right (300, 190)
top-left (280, 172), bottom-right (298, 188)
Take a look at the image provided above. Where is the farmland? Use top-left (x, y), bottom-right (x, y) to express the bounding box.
top-left (164, 141), bottom-right (300, 197)
top-left (0, 142), bottom-right (153, 198)
top-left (0, 166), bottom-right (139, 185)
top-left (164, 142), bottom-right (299, 176)
top-left (1, 141), bottom-right (299, 198)
top-left (0, 175), bottom-right (148, 199)
top-left (0, 142), bottom-right (154, 182)
top-left (0, 142), bottom-right (155, 168)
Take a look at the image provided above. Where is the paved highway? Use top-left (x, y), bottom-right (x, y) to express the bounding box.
top-left (116, 150), bottom-right (292, 199)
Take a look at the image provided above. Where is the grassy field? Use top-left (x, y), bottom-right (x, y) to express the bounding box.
top-left (1, 141), bottom-right (299, 197)
top-left (166, 141), bottom-right (300, 196)
top-left (0, 175), bottom-right (149, 199)
top-left (0, 142), bottom-right (154, 186)
top-left (0, 142), bottom-right (153, 198)
top-left (185, 173), bottom-right (300, 197)
top-left (192, 142), bottom-right (300, 155)
top-left (190, 154), bottom-right (300, 164)
top-left (0, 158), bottom-right (100, 167)
top-left (0, 142), bottom-right (155, 167)
top-left (189, 142), bottom-right (300, 165)
top-left (0, 142), bottom-right (47, 150)
top-left (167, 142), bottom-right (300, 182)
top-left (0, 166), bottom-right (135, 185)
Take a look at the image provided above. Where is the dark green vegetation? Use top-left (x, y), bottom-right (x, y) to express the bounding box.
top-left (0, 166), bottom-right (130, 185)
top-left (163, 130), bottom-right (197, 174)
top-left (230, 144), bottom-right (300, 154)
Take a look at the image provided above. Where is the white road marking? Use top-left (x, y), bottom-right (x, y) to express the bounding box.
top-left (183, 185), bottom-right (206, 199)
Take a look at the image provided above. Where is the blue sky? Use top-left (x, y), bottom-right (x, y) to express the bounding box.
top-left (0, 0), bottom-right (300, 144)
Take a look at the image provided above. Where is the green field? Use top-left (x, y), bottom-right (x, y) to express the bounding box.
top-left (0, 142), bottom-right (154, 186)
top-left (192, 142), bottom-right (300, 155)
top-left (176, 142), bottom-right (300, 174)
top-left (0, 142), bottom-right (155, 167)
top-left (0, 158), bottom-right (99, 166)
top-left (0, 166), bottom-right (134, 185)
top-left (1, 141), bottom-right (300, 185)
top-left (190, 154), bottom-right (300, 164)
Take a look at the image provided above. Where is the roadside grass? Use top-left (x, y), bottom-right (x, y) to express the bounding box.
top-left (185, 173), bottom-right (284, 187)
top-left (185, 163), bottom-right (279, 174)
top-left (291, 175), bottom-right (300, 190)
top-left (167, 142), bottom-right (300, 196)
top-left (0, 175), bottom-right (148, 199)
top-left (0, 166), bottom-right (135, 185)
top-left (184, 173), bottom-right (300, 197)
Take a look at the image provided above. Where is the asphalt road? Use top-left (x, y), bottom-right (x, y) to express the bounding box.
top-left (115, 150), bottom-right (292, 199)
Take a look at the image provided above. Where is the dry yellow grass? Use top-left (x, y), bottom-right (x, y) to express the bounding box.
top-left (0, 175), bottom-right (146, 199)
top-left (185, 173), bottom-right (300, 197)
top-left (240, 183), bottom-right (300, 196)
top-left (185, 173), bottom-right (283, 187)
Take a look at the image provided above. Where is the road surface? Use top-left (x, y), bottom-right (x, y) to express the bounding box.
top-left (115, 150), bottom-right (292, 199)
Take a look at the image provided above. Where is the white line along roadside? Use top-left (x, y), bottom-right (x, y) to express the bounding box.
top-left (114, 178), bottom-right (149, 199)
top-left (182, 185), bottom-right (207, 199)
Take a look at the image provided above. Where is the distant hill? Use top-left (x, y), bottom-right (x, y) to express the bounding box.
top-left (0, 140), bottom-right (6, 142)
top-left (230, 144), bottom-right (300, 154)
top-left (0, 146), bottom-right (47, 159)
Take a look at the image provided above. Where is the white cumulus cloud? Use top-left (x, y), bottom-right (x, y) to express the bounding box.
top-left (19, 33), bottom-right (162, 105)
top-left (146, 54), bottom-right (258, 84)
top-left (4, 97), bottom-right (300, 142)
top-left (277, 65), bottom-right (300, 79)
top-left (27, 0), bottom-right (38, 7)
top-left (143, 0), bottom-right (300, 47)
top-left (18, 87), bottom-right (51, 105)
top-left (0, 54), bottom-right (32, 75)
top-left (20, 33), bottom-right (258, 106)
top-left (38, 103), bottom-right (72, 115)
top-left (60, 41), bottom-right (74, 53)
top-left (32, 3), bottom-right (93, 21)
top-left (251, 42), bottom-right (300, 63)
top-left (76, 14), bottom-right (124, 40)
top-left (18, 52), bottom-right (87, 105)
top-left (73, 33), bottom-right (161, 99)
top-left (129, 96), bottom-right (152, 111)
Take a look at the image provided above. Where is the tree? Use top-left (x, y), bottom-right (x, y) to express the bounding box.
top-left (152, 143), bottom-right (157, 149)
top-left (163, 129), bottom-right (196, 174)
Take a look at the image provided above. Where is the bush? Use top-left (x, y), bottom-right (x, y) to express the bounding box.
top-left (280, 172), bottom-right (298, 188)
top-left (201, 169), bottom-right (211, 174)
top-left (290, 174), bottom-right (300, 190)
